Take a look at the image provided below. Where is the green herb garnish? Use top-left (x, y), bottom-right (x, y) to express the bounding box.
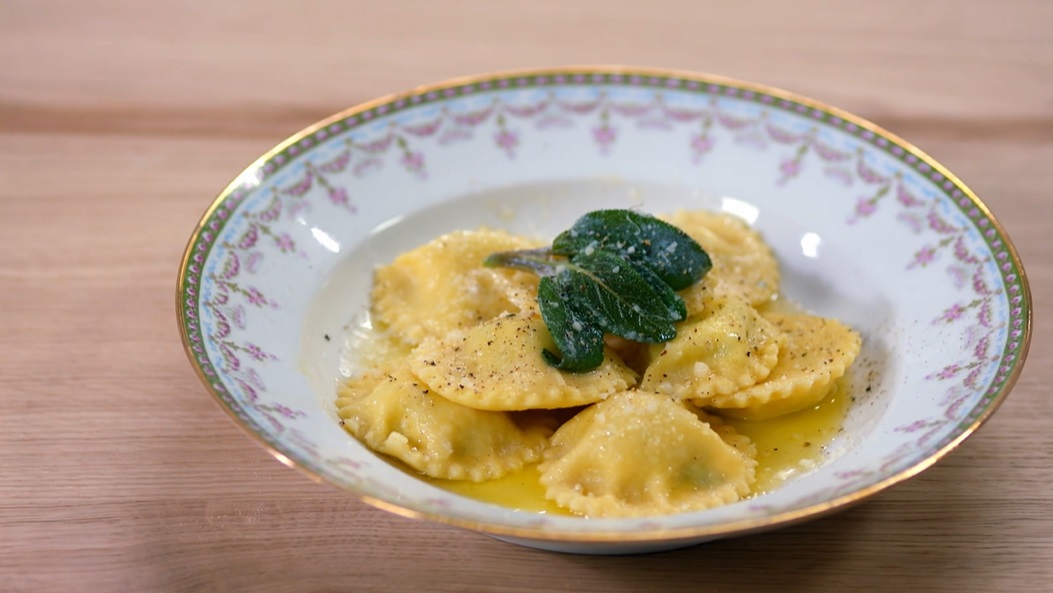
top-left (484, 209), bottom-right (712, 372)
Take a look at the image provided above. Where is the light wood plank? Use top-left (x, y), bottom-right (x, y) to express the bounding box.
top-left (1, 1), bottom-right (1050, 591)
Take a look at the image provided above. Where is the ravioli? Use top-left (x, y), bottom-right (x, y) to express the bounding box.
top-left (538, 391), bottom-right (757, 518)
top-left (661, 210), bottom-right (780, 312)
top-left (371, 229), bottom-right (542, 347)
top-left (335, 364), bottom-right (390, 408)
top-left (640, 296), bottom-right (784, 402)
top-left (409, 312), bottom-right (638, 411)
top-left (336, 367), bottom-right (551, 481)
top-left (336, 210), bottom-right (862, 516)
top-left (695, 409), bottom-right (758, 460)
top-left (708, 312), bottom-right (862, 419)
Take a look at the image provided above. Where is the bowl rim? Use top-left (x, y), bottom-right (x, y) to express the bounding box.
top-left (176, 64), bottom-right (1033, 544)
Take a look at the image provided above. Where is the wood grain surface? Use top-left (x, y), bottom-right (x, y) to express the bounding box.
top-left (1, 1), bottom-right (1049, 591)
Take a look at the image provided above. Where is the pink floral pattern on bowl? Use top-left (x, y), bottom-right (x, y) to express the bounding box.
top-left (177, 68), bottom-right (1031, 554)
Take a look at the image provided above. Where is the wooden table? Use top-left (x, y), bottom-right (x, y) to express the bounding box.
top-left (2, 1), bottom-right (1050, 591)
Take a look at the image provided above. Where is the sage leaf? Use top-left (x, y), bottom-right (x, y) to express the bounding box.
top-left (536, 277), bottom-right (606, 371)
top-left (559, 250), bottom-right (678, 343)
top-left (632, 259), bottom-right (688, 323)
top-left (553, 209), bottom-right (711, 290)
top-left (485, 209), bottom-right (711, 372)
top-left (483, 247), bottom-right (560, 277)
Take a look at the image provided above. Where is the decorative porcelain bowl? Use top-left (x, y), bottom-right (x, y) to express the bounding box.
top-left (177, 67), bottom-right (1031, 554)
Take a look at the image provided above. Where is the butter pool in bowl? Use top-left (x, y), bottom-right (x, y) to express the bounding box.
top-left (177, 67), bottom-right (1031, 554)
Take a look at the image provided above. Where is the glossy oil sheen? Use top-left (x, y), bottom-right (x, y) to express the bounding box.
top-left (422, 382), bottom-right (851, 514)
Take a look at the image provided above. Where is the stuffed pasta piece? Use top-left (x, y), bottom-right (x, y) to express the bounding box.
top-left (336, 367), bottom-right (552, 482)
top-left (538, 390), bottom-right (757, 518)
top-left (371, 229), bottom-right (542, 347)
top-left (409, 312), bottom-right (638, 411)
top-left (640, 296), bottom-right (785, 402)
top-left (707, 312), bottom-right (862, 420)
top-left (660, 210), bottom-right (781, 314)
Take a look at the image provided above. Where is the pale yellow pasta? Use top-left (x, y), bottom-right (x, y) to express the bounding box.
top-left (661, 210), bottom-right (780, 312)
top-left (538, 391), bottom-right (757, 518)
top-left (696, 410), bottom-right (758, 460)
top-left (409, 312), bottom-right (638, 411)
top-left (640, 296), bottom-right (784, 402)
top-left (371, 229), bottom-right (542, 347)
top-left (335, 364), bottom-right (390, 409)
top-left (708, 312), bottom-right (862, 419)
top-left (336, 367), bottom-right (551, 481)
top-left (336, 211), bottom-right (862, 512)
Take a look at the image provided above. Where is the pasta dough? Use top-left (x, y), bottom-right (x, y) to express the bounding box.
top-left (707, 312), bottom-right (862, 420)
top-left (371, 229), bottom-right (542, 347)
top-left (538, 391), bottom-right (757, 518)
top-left (336, 367), bottom-right (551, 481)
top-left (336, 209), bottom-right (862, 518)
top-left (661, 210), bottom-right (780, 312)
top-left (640, 296), bottom-right (785, 402)
top-left (409, 312), bottom-right (638, 411)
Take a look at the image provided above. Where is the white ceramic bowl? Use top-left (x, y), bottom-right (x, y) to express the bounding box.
top-left (177, 67), bottom-right (1031, 554)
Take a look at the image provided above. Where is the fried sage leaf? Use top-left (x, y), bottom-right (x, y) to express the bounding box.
top-left (485, 210), bottom-right (711, 372)
top-left (552, 209), bottom-right (712, 290)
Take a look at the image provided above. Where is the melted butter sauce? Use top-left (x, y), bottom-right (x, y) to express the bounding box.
top-left (344, 300), bottom-right (853, 515)
top-left (420, 381), bottom-right (850, 513)
top-left (425, 464), bottom-right (569, 515)
top-left (722, 378), bottom-right (851, 494)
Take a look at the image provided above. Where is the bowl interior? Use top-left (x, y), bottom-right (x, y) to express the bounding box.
top-left (179, 68), bottom-right (1030, 548)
